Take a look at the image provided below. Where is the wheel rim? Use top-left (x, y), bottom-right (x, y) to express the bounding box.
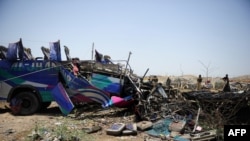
top-left (22, 99), bottom-right (31, 108)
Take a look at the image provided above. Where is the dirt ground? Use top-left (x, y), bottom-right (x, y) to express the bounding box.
top-left (0, 101), bottom-right (150, 141)
top-left (1, 96), bottom-right (250, 141)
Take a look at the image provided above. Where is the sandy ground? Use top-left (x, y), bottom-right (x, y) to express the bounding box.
top-left (0, 101), bottom-right (148, 141)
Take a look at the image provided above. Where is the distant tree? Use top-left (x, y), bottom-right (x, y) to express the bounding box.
top-left (198, 60), bottom-right (217, 83)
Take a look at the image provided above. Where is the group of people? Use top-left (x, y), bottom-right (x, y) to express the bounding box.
top-left (165, 74), bottom-right (231, 92)
top-left (196, 74), bottom-right (231, 92)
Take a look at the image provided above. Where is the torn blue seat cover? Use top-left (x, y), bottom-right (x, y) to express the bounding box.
top-left (146, 118), bottom-right (172, 137)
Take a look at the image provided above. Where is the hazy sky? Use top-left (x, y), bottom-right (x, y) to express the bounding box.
top-left (1, 0), bottom-right (249, 77)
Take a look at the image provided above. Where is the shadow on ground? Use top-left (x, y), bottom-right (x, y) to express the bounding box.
top-left (0, 104), bottom-right (62, 116)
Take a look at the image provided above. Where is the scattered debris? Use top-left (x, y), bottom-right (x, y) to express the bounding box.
top-left (4, 129), bottom-right (15, 136)
top-left (122, 123), bottom-right (137, 135)
top-left (106, 123), bottom-right (126, 136)
top-left (82, 126), bottom-right (102, 134)
top-left (137, 121), bottom-right (153, 131)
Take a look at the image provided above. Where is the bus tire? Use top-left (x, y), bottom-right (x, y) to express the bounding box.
top-left (11, 92), bottom-right (40, 115)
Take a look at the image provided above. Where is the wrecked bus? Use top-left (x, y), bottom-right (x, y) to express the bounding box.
top-left (0, 39), bottom-right (149, 116)
top-left (0, 39), bottom-right (67, 115)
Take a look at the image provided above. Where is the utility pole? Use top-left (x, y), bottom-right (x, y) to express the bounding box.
top-left (124, 51), bottom-right (132, 76)
top-left (92, 42), bottom-right (94, 60)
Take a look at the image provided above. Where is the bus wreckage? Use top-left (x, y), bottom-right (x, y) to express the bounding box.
top-left (1, 39), bottom-right (250, 140)
top-left (0, 39), bottom-right (171, 121)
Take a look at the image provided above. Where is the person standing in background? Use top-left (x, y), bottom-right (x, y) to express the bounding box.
top-left (222, 74), bottom-right (231, 92)
top-left (166, 77), bottom-right (172, 89)
top-left (197, 74), bottom-right (202, 90)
